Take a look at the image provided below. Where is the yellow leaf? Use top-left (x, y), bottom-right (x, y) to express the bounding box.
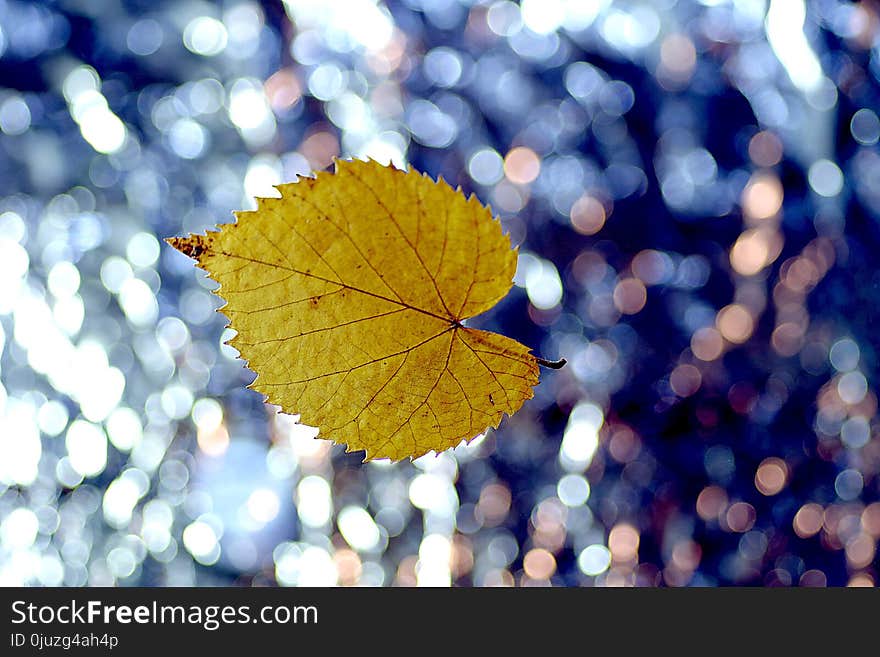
top-left (168, 159), bottom-right (553, 461)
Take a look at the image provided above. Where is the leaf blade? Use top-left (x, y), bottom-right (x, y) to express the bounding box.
top-left (169, 159), bottom-right (541, 461)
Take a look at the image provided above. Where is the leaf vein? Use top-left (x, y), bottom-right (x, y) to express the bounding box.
top-left (343, 166), bottom-right (454, 318)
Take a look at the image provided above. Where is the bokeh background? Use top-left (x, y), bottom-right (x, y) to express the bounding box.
top-left (1, 0), bottom-right (879, 587)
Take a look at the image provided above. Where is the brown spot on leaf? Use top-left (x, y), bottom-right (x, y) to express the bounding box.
top-left (166, 235), bottom-right (209, 259)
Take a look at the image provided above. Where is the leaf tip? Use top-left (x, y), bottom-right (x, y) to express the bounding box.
top-left (166, 234), bottom-right (210, 260)
top-left (164, 235), bottom-right (183, 249)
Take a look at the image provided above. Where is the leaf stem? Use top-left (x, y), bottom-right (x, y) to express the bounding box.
top-left (536, 356), bottom-right (566, 369)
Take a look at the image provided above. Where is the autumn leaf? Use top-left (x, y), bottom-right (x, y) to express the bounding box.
top-left (168, 159), bottom-right (562, 461)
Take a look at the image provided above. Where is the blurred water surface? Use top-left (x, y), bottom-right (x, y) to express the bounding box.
top-left (1, 0), bottom-right (879, 587)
